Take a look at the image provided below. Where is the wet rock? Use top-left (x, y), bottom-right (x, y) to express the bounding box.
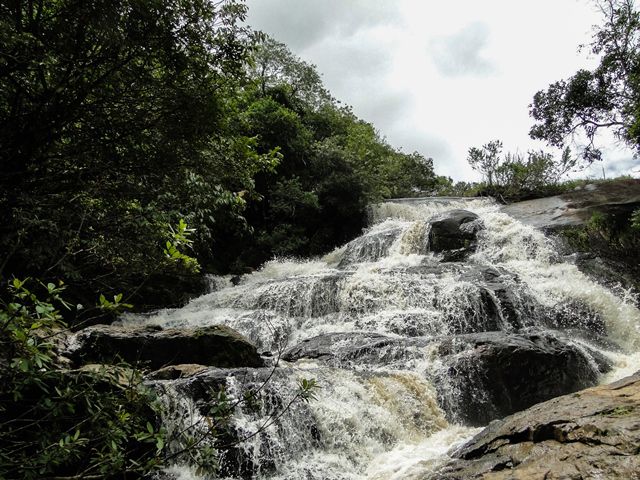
top-left (146, 363), bottom-right (209, 380)
top-left (152, 367), bottom-right (318, 479)
top-left (429, 372), bottom-right (640, 479)
top-left (428, 210), bottom-right (482, 261)
top-left (541, 300), bottom-right (608, 337)
top-left (68, 324), bottom-right (264, 370)
top-left (284, 330), bottom-right (611, 427)
top-left (283, 332), bottom-right (419, 366)
top-left (459, 266), bottom-right (531, 331)
top-left (432, 332), bottom-right (611, 426)
top-left (338, 226), bottom-right (404, 267)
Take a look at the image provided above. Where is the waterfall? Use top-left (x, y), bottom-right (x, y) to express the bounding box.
top-left (128, 198), bottom-right (640, 479)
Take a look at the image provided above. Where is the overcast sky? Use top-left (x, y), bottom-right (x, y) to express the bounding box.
top-left (245, 0), bottom-right (638, 182)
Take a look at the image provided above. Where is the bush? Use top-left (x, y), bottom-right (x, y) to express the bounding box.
top-left (466, 140), bottom-right (576, 200)
top-left (0, 279), bottom-right (164, 479)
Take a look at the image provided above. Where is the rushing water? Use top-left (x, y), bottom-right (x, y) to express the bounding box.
top-left (128, 198), bottom-right (640, 479)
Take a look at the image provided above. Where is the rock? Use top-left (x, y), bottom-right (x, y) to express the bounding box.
top-left (68, 324), bottom-right (264, 370)
top-left (150, 366), bottom-right (318, 479)
top-left (429, 372), bottom-right (640, 479)
top-left (283, 332), bottom-right (419, 366)
top-left (432, 332), bottom-right (611, 426)
top-left (428, 210), bottom-right (482, 261)
top-left (338, 226), bottom-right (404, 267)
top-left (146, 363), bottom-right (209, 380)
top-left (501, 178), bottom-right (640, 230)
top-left (284, 330), bottom-right (610, 426)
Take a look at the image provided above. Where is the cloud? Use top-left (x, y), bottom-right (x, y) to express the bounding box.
top-left (246, 0), bottom-right (399, 51)
top-left (604, 156), bottom-right (640, 177)
top-left (430, 22), bottom-right (495, 77)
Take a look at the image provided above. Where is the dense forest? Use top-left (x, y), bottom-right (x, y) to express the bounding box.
top-left (0, 0), bottom-right (450, 319)
top-left (1, 0), bottom-right (640, 478)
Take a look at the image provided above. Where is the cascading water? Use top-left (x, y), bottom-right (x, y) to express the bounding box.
top-left (128, 198), bottom-right (640, 479)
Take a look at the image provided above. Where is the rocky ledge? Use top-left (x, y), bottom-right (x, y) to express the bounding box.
top-left (67, 324), bottom-right (264, 370)
top-left (428, 371), bottom-right (640, 479)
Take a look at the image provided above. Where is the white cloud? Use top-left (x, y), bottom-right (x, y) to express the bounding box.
top-left (430, 22), bottom-right (495, 77)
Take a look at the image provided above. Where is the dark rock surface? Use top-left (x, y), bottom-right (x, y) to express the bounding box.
top-left (427, 371), bottom-right (640, 479)
top-left (283, 332), bottom-right (422, 366)
top-left (68, 324), bottom-right (264, 370)
top-left (433, 332), bottom-right (611, 426)
top-left (428, 209), bottom-right (482, 261)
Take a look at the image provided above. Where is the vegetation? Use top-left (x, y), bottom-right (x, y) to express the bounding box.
top-left (0, 279), bottom-right (164, 479)
top-left (0, 278), bottom-right (320, 478)
top-left (465, 140), bottom-right (575, 200)
top-left (0, 0), bottom-right (447, 314)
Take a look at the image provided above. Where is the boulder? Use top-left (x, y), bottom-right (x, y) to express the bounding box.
top-left (429, 371), bottom-right (640, 479)
top-left (428, 210), bottom-right (482, 261)
top-left (432, 332), bottom-right (611, 426)
top-left (68, 324), bottom-right (264, 370)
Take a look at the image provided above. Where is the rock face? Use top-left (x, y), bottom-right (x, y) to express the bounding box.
top-left (429, 209), bottom-right (482, 261)
top-left (69, 324), bottom-right (264, 370)
top-left (433, 332), bottom-right (611, 426)
top-left (429, 371), bottom-right (640, 479)
top-left (501, 178), bottom-right (640, 230)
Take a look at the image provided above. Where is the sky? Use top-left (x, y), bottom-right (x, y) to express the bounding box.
top-left (245, 0), bottom-right (639, 182)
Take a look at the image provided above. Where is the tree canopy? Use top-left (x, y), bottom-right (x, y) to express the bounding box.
top-left (530, 0), bottom-right (640, 164)
top-left (0, 1), bottom-right (446, 315)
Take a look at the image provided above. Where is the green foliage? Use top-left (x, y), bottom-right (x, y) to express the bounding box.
top-left (0, 1), bottom-right (445, 299)
top-left (164, 219), bottom-right (201, 274)
top-left (466, 140), bottom-right (575, 200)
top-left (631, 208), bottom-right (640, 231)
top-left (468, 140), bottom-right (503, 187)
top-left (298, 377), bottom-right (320, 402)
top-left (220, 33), bottom-right (444, 266)
top-left (0, 0), bottom-right (255, 312)
top-left (530, 0), bottom-right (640, 163)
top-left (0, 280), bottom-right (164, 479)
top-left (561, 208), bottom-right (640, 265)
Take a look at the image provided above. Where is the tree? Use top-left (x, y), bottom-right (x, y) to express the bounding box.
top-left (467, 140), bottom-right (575, 198)
top-left (467, 140), bottom-right (503, 186)
top-left (248, 35), bottom-right (332, 108)
top-left (529, 0), bottom-right (640, 164)
top-left (0, 0), bottom-right (262, 311)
